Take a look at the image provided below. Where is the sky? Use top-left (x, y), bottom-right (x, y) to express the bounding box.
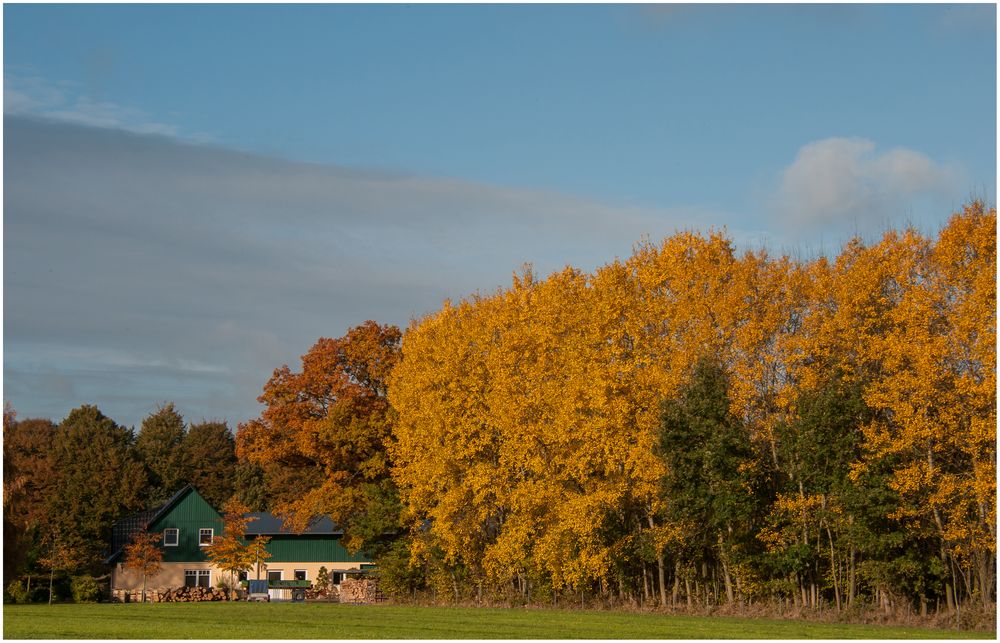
top-left (3, 3), bottom-right (996, 430)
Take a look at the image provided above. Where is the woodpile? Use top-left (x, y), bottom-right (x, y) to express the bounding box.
top-left (338, 578), bottom-right (384, 604)
top-left (112, 587), bottom-right (241, 602)
top-left (305, 584), bottom-right (338, 601)
top-left (158, 586), bottom-right (241, 602)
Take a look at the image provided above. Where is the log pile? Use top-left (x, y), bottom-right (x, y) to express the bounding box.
top-left (306, 584), bottom-right (339, 601)
top-left (157, 586), bottom-right (241, 602)
top-left (112, 587), bottom-right (241, 602)
top-left (338, 578), bottom-right (384, 604)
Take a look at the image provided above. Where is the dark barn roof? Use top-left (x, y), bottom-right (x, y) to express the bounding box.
top-left (244, 512), bottom-right (343, 536)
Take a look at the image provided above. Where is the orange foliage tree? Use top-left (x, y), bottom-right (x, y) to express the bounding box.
top-left (236, 321), bottom-right (402, 552)
top-left (123, 530), bottom-right (163, 602)
top-left (205, 499), bottom-right (255, 595)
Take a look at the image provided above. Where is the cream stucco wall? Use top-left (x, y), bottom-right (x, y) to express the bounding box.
top-left (112, 561), bottom-right (218, 591)
top-left (112, 561), bottom-right (364, 591)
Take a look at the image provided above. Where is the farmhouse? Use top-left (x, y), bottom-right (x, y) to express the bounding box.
top-left (105, 485), bottom-right (370, 596)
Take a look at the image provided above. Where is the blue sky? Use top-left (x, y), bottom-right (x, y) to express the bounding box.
top-left (4, 3), bottom-right (996, 429)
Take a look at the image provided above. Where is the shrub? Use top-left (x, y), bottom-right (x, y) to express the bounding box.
top-left (315, 567), bottom-right (331, 595)
top-left (6, 580), bottom-right (30, 604)
top-left (70, 575), bottom-right (101, 603)
top-left (376, 539), bottom-right (427, 600)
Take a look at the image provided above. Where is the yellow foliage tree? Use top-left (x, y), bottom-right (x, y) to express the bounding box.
top-left (123, 530), bottom-right (163, 603)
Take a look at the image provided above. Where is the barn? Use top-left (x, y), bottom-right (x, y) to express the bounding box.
top-left (105, 485), bottom-right (371, 597)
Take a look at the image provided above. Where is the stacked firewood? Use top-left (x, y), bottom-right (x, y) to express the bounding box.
top-left (338, 578), bottom-right (384, 604)
top-left (305, 584), bottom-right (339, 601)
top-left (113, 587), bottom-right (242, 602)
top-left (155, 586), bottom-right (241, 602)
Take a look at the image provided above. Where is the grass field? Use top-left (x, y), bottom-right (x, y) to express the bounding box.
top-left (3, 602), bottom-right (992, 639)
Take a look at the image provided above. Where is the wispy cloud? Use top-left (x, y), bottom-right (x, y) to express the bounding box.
top-left (772, 137), bottom-right (958, 236)
top-left (4, 69), bottom-right (181, 137)
top-left (4, 115), bottom-right (728, 428)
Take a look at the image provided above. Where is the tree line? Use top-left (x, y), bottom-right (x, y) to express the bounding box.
top-left (2, 402), bottom-right (269, 600)
top-left (381, 202), bottom-right (994, 619)
top-left (4, 202), bottom-right (994, 621)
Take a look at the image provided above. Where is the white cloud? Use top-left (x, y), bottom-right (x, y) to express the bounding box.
top-left (774, 137), bottom-right (956, 234)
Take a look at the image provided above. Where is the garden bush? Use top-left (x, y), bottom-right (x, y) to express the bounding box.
top-left (6, 580), bottom-right (30, 604)
top-left (71, 575), bottom-right (101, 603)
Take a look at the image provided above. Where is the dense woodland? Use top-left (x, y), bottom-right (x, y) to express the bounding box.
top-left (4, 202), bottom-right (995, 625)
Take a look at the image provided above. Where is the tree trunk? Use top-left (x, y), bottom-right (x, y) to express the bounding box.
top-left (950, 555), bottom-right (961, 629)
top-left (720, 557), bottom-right (735, 605)
top-left (826, 525), bottom-right (841, 611)
top-left (657, 555), bottom-right (667, 608)
top-left (672, 561), bottom-right (681, 606)
top-left (980, 550), bottom-right (995, 605)
top-left (142, 574), bottom-right (147, 603)
top-left (647, 515), bottom-right (667, 607)
top-left (848, 540), bottom-right (856, 606)
top-left (48, 569), bottom-right (54, 606)
top-left (942, 546), bottom-right (955, 611)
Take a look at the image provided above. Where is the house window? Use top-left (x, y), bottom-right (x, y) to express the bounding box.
top-left (294, 570), bottom-right (307, 581)
top-left (238, 571), bottom-right (248, 582)
top-left (267, 570), bottom-right (282, 583)
top-left (184, 570), bottom-right (211, 588)
top-left (332, 572), bottom-right (343, 585)
top-left (163, 528), bottom-right (179, 547)
top-left (199, 528), bottom-right (214, 546)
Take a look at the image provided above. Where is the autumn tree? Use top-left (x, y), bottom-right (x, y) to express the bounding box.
top-left (852, 204), bottom-right (997, 610)
top-left (205, 499), bottom-right (255, 595)
top-left (245, 533), bottom-right (272, 582)
top-left (136, 404), bottom-right (188, 506)
top-left (237, 320), bottom-right (403, 553)
top-left (3, 408), bottom-right (58, 585)
top-left (361, 203), bottom-right (995, 613)
top-left (123, 531), bottom-right (163, 602)
top-left (392, 265), bottom-right (667, 600)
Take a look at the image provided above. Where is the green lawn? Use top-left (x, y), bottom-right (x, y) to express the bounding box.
top-left (3, 602), bottom-right (991, 639)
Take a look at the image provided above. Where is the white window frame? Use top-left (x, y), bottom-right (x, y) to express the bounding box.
top-left (163, 528), bottom-right (179, 547)
top-left (184, 569), bottom-right (211, 588)
top-left (199, 528), bottom-right (214, 546)
top-left (294, 569), bottom-right (307, 581)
